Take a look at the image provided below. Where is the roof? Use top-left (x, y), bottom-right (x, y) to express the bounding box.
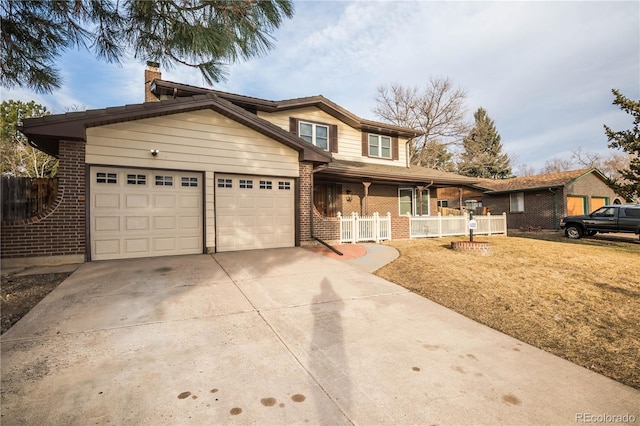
top-left (151, 80), bottom-right (419, 139)
top-left (476, 168), bottom-right (607, 193)
top-left (19, 94), bottom-right (332, 163)
top-left (318, 159), bottom-right (480, 186)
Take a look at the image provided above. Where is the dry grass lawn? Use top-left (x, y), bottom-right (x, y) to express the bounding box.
top-left (375, 232), bottom-right (640, 390)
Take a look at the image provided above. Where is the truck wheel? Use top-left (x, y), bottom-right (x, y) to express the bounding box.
top-left (565, 225), bottom-right (583, 239)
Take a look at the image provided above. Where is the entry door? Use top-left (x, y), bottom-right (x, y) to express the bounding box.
top-left (215, 174), bottom-right (295, 252)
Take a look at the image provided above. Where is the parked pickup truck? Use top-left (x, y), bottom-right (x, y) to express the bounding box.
top-left (560, 204), bottom-right (640, 239)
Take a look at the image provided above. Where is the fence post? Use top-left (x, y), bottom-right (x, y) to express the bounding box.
top-left (387, 212), bottom-right (392, 241)
top-left (437, 212), bottom-right (442, 237)
top-left (503, 212), bottom-right (508, 236)
top-left (373, 212), bottom-right (380, 243)
top-left (487, 212), bottom-right (492, 236)
top-left (352, 212), bottom-right (358, 244)
top-left (337, 212), bottom-right (343, 242)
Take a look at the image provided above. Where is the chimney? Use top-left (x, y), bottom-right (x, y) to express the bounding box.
top-left (144, 61), bottom-right (161, 102)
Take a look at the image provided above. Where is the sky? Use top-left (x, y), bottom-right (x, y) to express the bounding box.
top-left (2, 1), bottom-right (639, 174)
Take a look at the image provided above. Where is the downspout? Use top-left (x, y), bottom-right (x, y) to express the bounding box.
top-left (549, 187), bottom-right (558, 230)
top-left (311, 164), bottom-right (343, 256)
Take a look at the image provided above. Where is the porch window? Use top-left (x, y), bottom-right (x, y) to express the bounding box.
top-left (399, 188), bottom-right (430, 216)
top-left (368, 135), bottom-right (392, 159)
top-left (299, 121), bottom-right (329, 150)
top-left (510, 192), bottom-right (524, 212)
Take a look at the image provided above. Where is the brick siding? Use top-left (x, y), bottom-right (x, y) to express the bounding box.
top-left (1, 140), bottom-right (86, 261)
top-left (484, 190), bottom-right (560, 230)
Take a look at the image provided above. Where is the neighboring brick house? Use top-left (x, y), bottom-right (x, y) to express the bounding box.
top-left (475, 168), bottom-right (626, 230)
top-left (3, 66), bottom-right (477, 265)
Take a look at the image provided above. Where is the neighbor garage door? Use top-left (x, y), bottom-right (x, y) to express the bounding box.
top-left (90, 167), bottom-right (203, 260)
top-left (567, 196), bottom-right (586, 216)
top-left (215, 174), bottom-right (295, 252)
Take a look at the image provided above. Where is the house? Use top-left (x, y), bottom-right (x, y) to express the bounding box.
top-left (475, 168), bottom-right (626, 230)
top-left (2, 65), bottom-right (478, 265)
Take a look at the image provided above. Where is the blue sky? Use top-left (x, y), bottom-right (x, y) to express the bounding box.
top-left (2, 1), bottom-right (639, 173)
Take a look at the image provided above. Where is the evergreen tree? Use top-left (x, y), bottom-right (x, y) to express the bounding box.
top-left (0, 100), bottom-right (57, 177)
top-left (0, 0), bottom-right (294, 93)
top-left (458, 107), bottom-right (512, 179)
top-left (604, 89), bottom-right (640, 201)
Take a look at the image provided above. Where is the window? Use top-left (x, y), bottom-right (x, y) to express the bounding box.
top-left (278, 181), bottom-right (291, 190)
top-left (127, 174), bottom-right (146, 185)
top-left (368, 135), bottom-right (392, 159)
top-left (181, 177), bottom-right (198, 187)
top-left (510, 192), bottom-right (524, 212)
top-left (259, 180), bottom-right (272, 189)
top-left (314, 183), bottom-right (339, 217)
top-left (96, 172), bottom-right (117, 184)
top-left (438, 200), bottom-right (448, 208)
top-left (299, 121), bottom-right (329, 150)
top-left (217, 178), bottom-right (232, 188)
top-left (399, 188), bottom-right (430, 216)
top-left (239, 179), bottom-right (253, 189)
top-left (155, 175), bottom-right (173, 186)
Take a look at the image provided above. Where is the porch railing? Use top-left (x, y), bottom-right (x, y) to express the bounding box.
top-left (409, 212), bottom-right (507, 238)
top-left (338, 212), bottom-right (392, 243)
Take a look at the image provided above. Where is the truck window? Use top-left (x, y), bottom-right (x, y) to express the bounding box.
top-left (591, 207), bottom-right (616, 217)
top-left (623, 208), bottom-right (640, 218)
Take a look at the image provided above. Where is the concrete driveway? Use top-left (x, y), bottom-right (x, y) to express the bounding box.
top-left (1, 249), bottom-right (638, 425)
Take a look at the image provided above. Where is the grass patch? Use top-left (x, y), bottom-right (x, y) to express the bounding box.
top-left (375, 234), bottom-right (640, 390)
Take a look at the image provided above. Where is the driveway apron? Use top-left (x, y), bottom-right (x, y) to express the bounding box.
top-left (1, 249), bottom-right (638, 425)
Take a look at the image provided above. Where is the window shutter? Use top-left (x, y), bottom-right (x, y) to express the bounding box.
top-left (362, 132), bottom-right (368, 156)
top-left (330, 124), bottom-right (338, 153)
top-left (392, 137), bottom-right (399, 160)
top-left (289, 117), bottom-right (299, 135)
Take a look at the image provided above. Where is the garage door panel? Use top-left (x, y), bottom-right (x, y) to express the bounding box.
top-left (215, 174), bottom-right (294, 252)
top-left (95, 194), bottom-right (119, 208)
top-left (90, 168), bottom-right (203, 260)
top-left (126, 194), bottom-right (149, 208)
top-left (154, 195), bottom-right (176, 208)
top-left (125, 216), bottom-right (149, 231)
top-left (95, 216), bottom-right (120, 232)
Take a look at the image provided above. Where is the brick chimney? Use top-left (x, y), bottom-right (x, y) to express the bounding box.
top-left (144, 61), bottom-right (161, 102)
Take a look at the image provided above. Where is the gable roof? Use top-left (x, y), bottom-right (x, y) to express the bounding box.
top-left (151, 79), bottom-right (418, 139)
top-left (19, 94), bottom-right (332, 163)
top-left (476, 168), bottom-right (608, 193)
top-left (319, 159), bottom-right (479, 186)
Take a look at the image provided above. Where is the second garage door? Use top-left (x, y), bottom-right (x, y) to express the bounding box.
top-left (215, 174), bottom-right (295, 252)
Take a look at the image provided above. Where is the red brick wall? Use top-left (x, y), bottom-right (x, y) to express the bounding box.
top-left (312, 209), bottom-right (340, 241)
top-left (1, 140), bottom-right (86, 262)
top-left (483, 190), bottom-right (560, 230)
top-left (298, 162), bottom-right (312, 243)
top-left (391, 216), bottom-right (410, 239)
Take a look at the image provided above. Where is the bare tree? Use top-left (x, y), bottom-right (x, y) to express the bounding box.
top-left (541, 157), bottom-right (574, 174)
top-left (571, 147), bottom-right (631, 181)
top-left (515, 163), bottom-right (537, 177)
top-left (373, 78), bottom-right (469, 168)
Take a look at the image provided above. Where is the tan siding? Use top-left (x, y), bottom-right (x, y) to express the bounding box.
top-left (86, 109), bottom-right (299, 251)
top-left (258, 107), bottom-right (409, 167)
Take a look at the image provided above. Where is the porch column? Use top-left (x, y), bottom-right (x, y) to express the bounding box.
top-left (416, 185), bottom-right (424, 216)
top-left (362, 181), bottom-right (371, 215)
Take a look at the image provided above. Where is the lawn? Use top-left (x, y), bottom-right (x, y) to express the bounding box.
top-left (375, 232), bottom-right (640, 390)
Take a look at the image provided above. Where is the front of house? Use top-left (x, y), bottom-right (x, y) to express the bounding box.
top-left (2, 66), bottom-right (477, 264)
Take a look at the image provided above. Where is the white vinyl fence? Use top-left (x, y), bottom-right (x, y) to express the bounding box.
top-left (338, 211), bottom-right (507, 243)
top-left (409, 212), bottom-right (507, 238)
top-left (338, 212), bottom-right (391, 243)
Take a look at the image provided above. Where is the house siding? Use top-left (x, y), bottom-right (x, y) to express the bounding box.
top-left (565, 173), bottom-right (622, 213)
top-left (1, 140), bottom-right (86, 265)
top-left (86, 110), bottom-right (300, 251)
top-left (257, 107), bottom-right (409, 167)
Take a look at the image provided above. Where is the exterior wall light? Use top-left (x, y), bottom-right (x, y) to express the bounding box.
top-left (150, 149), bottom-right (159, 157)
top-left (346, 189), bottom-right (352, 202)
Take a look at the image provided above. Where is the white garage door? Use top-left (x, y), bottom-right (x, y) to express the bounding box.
top-left (90, 167), bottom-right (203, 260)
top-left (215, 174), bottom-right (295, 252)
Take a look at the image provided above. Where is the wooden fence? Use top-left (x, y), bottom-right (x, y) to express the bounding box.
top-left (1, 177), bottom-right (58, 222)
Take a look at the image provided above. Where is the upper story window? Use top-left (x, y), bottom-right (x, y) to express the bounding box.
top-left (299, 121), bottom-right (329, 150)
top-left (290, 117), bottom-right (337, 153)
top-left (368, 135), bottom-right (392, 159)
